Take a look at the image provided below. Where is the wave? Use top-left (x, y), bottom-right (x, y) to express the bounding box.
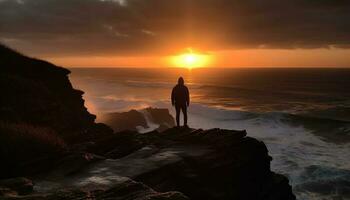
top-left (304, 105), bottom-right (350, 122)
top-left (283, 113), bottom-right (350, 144)
top-left (184, 103), bottom-right (350, 143)
top-left (294, 165), bottom-right (350, 199)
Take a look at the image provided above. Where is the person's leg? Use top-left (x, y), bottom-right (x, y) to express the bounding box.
top-left (182, 104), bottom-right (187, 126)
top-left (175, 104), bottom-right (180, 127)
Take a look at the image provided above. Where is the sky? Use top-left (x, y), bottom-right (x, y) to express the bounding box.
top-left (1, 0), bottom-right (350, 67)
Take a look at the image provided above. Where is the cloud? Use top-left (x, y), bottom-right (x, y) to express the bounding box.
top-left (0, 0), bottom-right (350, 56)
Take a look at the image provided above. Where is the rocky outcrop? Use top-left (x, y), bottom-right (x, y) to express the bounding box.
top-left (133, 128), bottom-right (293, 200)
top-left (143, 107), bottom-right (175, 131)
top-left (23, 128), bottom-right (294, 200)
top-left (101, 110), bottom-right (148, 132)
top-left (130, 128), bottom-right (296, 200)
top-left (100, 107), bottom-right (175, 132)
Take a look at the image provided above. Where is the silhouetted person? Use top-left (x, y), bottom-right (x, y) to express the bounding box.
top-left (171, 77), bottom-right (190, 127)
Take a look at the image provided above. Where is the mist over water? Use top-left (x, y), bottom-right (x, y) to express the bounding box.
top-left (69, 68), bottom-right (350, 200)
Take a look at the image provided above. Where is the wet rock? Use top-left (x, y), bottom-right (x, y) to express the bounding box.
top-left (4, 179), bottom-right (188, 200)
top-left (50, 153), bottom-right (105, 176)
top-left (88, 131), bottom-right (144, 159)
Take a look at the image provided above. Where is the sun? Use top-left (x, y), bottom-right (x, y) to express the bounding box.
top-left (171, 48), bottom-right (211, 69)
top-left (182, 53), bottom-right (199, 67)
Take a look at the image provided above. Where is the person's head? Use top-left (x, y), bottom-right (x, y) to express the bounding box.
top-left (178, 77), bottom-right (184, 85)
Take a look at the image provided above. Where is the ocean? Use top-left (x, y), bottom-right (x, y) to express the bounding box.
top-left (69, 68), bottom-right (350, 200)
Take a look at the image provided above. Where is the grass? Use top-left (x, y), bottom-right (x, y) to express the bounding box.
top-left (0, 121), bottom-right (67, 178)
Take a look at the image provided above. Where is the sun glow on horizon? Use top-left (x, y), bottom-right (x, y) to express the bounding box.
top-left (171, 48), bottom-right (211, 69)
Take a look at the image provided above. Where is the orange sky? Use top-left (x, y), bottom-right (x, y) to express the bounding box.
top-left (46, 48), bottom-right (350, 68)
top-left (2, 0), bottom-right (350, 68)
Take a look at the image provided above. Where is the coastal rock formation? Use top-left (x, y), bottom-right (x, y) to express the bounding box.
top-left (143, 107), bottom-right (175, 130)
top-left (81, 128), bottom-right (296, 200)
top-left (101, 110), bottom-right (148, 132)
top-left (100, 107), bottom-right (175, 132)
top-left (2, 128), bottom-right (295, 200)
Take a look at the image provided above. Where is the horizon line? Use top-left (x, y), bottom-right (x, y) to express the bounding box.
top-left (67, 66), bottom-right (350, 69)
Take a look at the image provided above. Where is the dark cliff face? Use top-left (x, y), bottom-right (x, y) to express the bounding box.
top-left (0, 44), bottom-right (97, 139)
top-left (0, 44), bottom-right (113, 178)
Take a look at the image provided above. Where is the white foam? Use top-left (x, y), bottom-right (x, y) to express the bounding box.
top-left (136, 109), bottom-right (160, 133)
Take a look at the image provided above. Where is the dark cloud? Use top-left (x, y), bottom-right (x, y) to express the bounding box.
top-left (0, 0), bottom-right (350, 56)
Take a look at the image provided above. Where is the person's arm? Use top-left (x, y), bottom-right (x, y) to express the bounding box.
top-left (186, 87), bottom-right (190, 106)
top-left (171, 87), bottom-right (175, 106)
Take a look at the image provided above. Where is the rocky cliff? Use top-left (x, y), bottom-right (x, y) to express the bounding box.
top-left (0, 44), bottom-right (112, 178)
top-left (0, 44), bottom-right (111, 142)
top-left (0, 44), bottom-right (295, 200)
